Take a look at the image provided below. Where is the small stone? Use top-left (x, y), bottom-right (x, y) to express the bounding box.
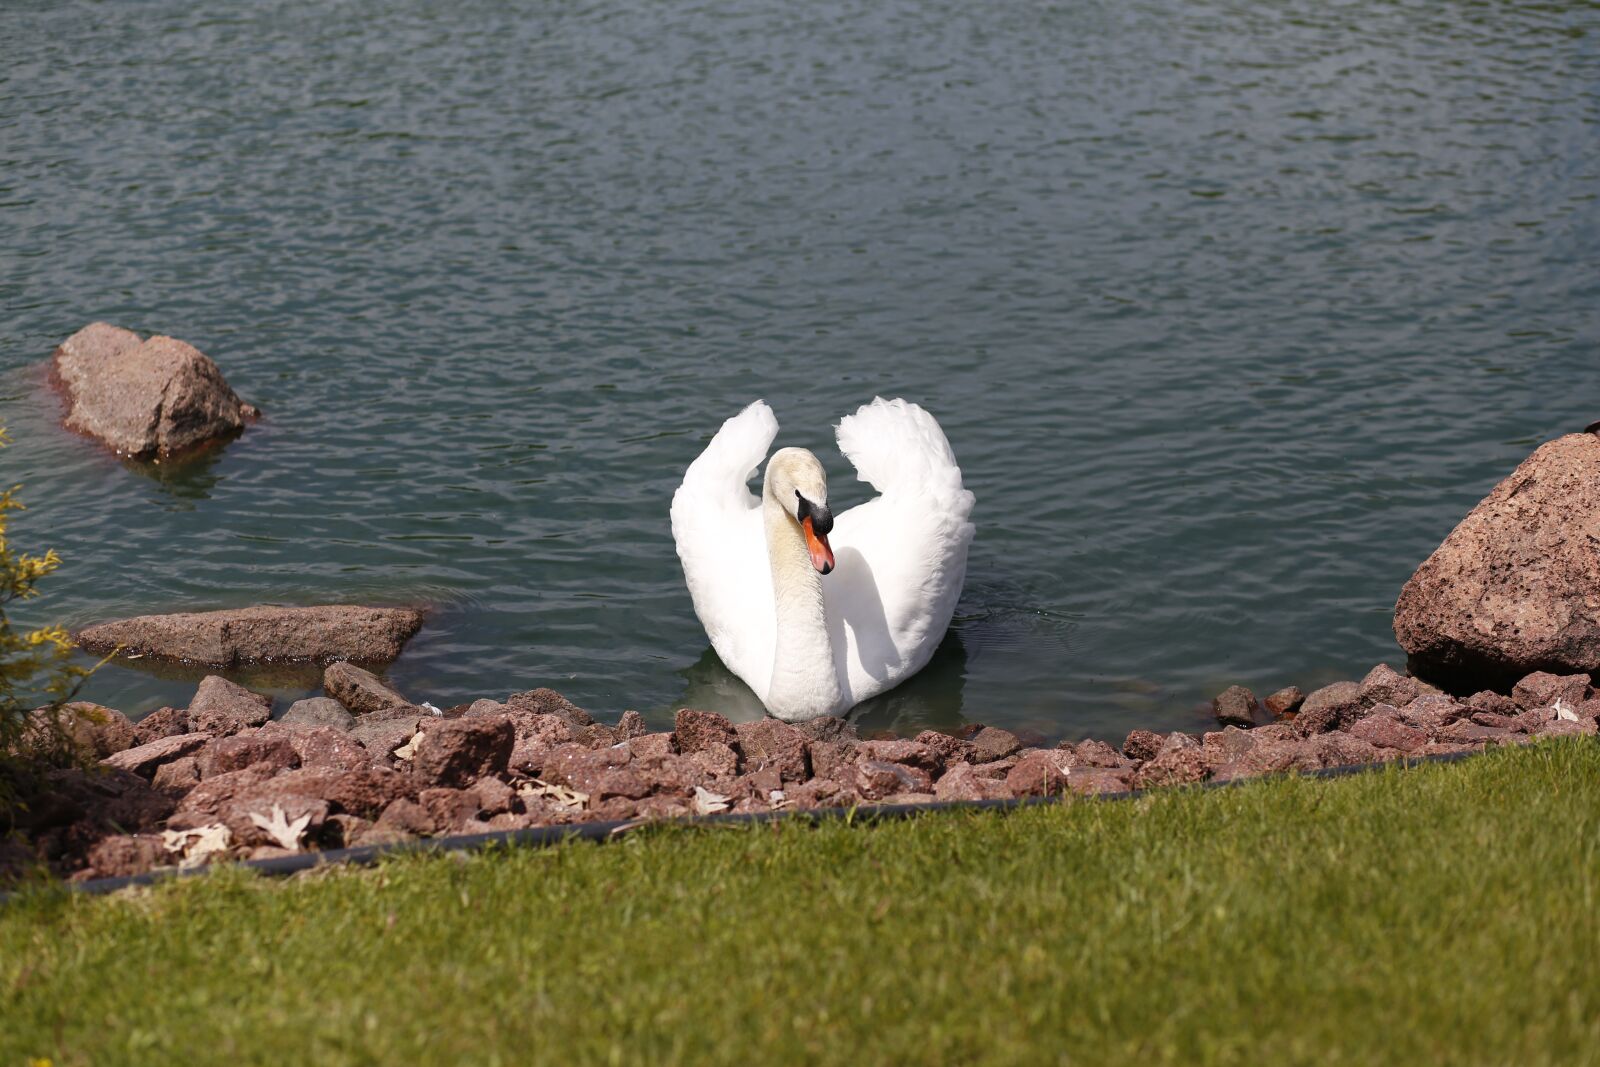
top-left (323, 661), bottom-right (410, 715)
top-left (376, 798), bottom-right (436, 837)
top-left (1201, 726), bottom-right (1258, 769)
top-left (970, 726), bottom-right (1022, 762)
top-left (1464, 691), bottom-right (1519, 716)
top-left (673, 708), bottom-right (741, 754)
top-left (1511, 671), bottom-right (1590, 712)
top-left (196, 732), bottom-right (299, 778)
top-left (349, 707), bottom-right (423, 762)
top-left (794, 717), bottom-right (858, 744)
top-left (1131, 747), bottom-right (1209, 789)
top-left (1121, 729), bottom-right (1163, 762)
top-left (1358, 664), bottom-right (1419, 709)
top-left (858, 740), bottom-right (943, 775)
top-left (187, 676), bottom-right (272, 736)
top-left (1435, 720), bottom-right (1518, 744)
top-left (132, 705), bottom-right (191, 745)
top-left (1006, 750), bottom-right (1074, 796)
top-left (262, 723), bottom-right (373, 772)
top-left (1212, 685), bottom-right (1263, 728)
top-left (734, 719), bottom-right (810, 782)
top-left (1346, 713), bottom-right (1427, 753)
top-left (85, 834), bottom-right (170, 878)
top-left (281, 697), bottom-right (356, 731)
top-left (100, 732), bottom-right (213, 777)
top-left (684, 741), bottom-right (740, 781)
top-left (152, 755), bottom-right (201, 792)
top-left (1263, 686), bottom-right (1305, 719)
top-left (1296, 681), bottom-right (1362, 736)
top-left (934, 762), bottom-right (1009, 802)
top-left (505, 688), bottom-right (593, 727)
top-left (807, 739), bottom-right (859, 780)
top-left (410, 716), bottom-right (515, 788)
top-left (616, 710), bottom-right (648, 740)
top-left (971, 757), bottom-right (1019, 779)
top-left (1071, 739), bottom-right (1132, 768)
top-left (1068, 767), bottom-right (1134, 796)
top-left (855, 759), bottom-right (934, 800)
top-left (914, 730), bottom-right (977, 766)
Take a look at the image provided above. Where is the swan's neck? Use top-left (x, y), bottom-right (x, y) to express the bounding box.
top-left (764, 492), bottom-right (843, 720)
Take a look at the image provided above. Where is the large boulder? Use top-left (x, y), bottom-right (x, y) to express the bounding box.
top-left (51, 323), bottom-right (257, 457)
top-left (74, 604), bottom-right (424, 667)
top-left (1395, 433), bottom-right (1600, 691)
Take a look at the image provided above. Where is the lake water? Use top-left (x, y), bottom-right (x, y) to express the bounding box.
top-left (2, 0), bottom-right (1597, 741)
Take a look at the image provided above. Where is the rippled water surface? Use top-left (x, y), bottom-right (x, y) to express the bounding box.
top-left (3, 0), bottom-right (1597, 739)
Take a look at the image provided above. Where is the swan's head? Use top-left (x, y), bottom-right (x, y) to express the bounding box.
top-left (765, 447), bottom-right (835, 575)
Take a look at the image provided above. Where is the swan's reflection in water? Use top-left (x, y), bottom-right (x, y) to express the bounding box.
top-left (673, 630), bottom-right (970, 737)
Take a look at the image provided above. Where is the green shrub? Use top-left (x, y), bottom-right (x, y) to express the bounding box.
top-left (0, 421), bottom-right (90, 820)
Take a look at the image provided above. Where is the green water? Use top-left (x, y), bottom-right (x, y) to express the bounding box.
top-left (2, 0), bottom-right (1597, 739)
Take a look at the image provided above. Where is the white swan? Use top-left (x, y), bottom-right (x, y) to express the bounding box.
top-left (671, 397), bottom-right (976, 722)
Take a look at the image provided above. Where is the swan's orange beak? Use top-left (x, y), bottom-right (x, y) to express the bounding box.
top-left (802, 515), bottom-right (834, 575)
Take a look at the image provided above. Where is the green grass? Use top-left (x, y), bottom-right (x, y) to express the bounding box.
top-left (4, 741), bottom-right (1600, 1067)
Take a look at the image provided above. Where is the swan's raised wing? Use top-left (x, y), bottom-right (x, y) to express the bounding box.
top-left (828, 397), bottom-right (976, 702)
top-left (671, 401), bottom-right (778, 699)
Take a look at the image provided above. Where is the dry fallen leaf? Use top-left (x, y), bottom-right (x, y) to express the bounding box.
top-left (1554, 698), bottom-right (1579, 722)
top-left (692, 786), bottom-right (731, 815)
top-left (393, 730), bottom-right (425, 761)
top-left (249, 803), bottom-right (312, 851)
top-left (518, 778), bottom-right (588, 812)
top-left (767, 790), bottom-right (790, 810)
top-left (161, 823), bottom-right (231, 869)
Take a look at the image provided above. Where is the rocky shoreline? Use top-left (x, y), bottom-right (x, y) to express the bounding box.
top-left (8, 659), bottom-right (1594, 884)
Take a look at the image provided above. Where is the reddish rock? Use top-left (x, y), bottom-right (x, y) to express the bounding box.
top-left (1212, 685), bottom-right (1264, 728)
top-left (785, 779), bottom-right (851, 809)
top-left (623, 732), bottom-right (677, 761)
top-left (1346, 713), bottom-right (1427, 753)
top-left (673, 708), bottom-right (741, 754)
top-left (469, 776), bottom-right (515, 816)
top-left (859, 740), bottom-right (943, 775)
top-left (1435, 720), bottom-right (1517, 744)
top-left (855, 759), bottom-right (934, 800)
top-left (807, 739), bottom-right (859, 780)
top-left (1470, 711), bottom-right (1523, 730)
top-left (280, 697), bottom-right (356, 731)
top-left (914, 730), bottom-right (977, 766)
top-left (1122, 729), bottom-right (1163, 762)
top-left (260, 722), bottom-right (372, 772)
top-left (1296, 681), bottom-right (1362, 735)
top-left (132, 705), bottom-right (191, 745)
top-left (505, 688), bottom-right (594, 727)
top-left (196, 732), bottom-right (298, 778)
top-left (1068, 767), bottom-right (1135, 796)
top-left (970, 727), bottom-right (1022, 762)
top-left (1006, 750), bottom-right (1074, 797)
top-left (571, 722), bottom-right (620, 749)
top-left (349, 707), bottom-right (422, 762)
top-left (1309, 732), bottom-right (1384, 768)
top-left (1131, 747), bottom-right (1209, 789)
top-left (1358, 665), bottom-right (1419, 709)
top-left (1394, 434), bottom-right (1600, 689)
top-left (1263, 686), bottom-right (1305, 719)
top-left (42, 702), bottom-right (137, 759)
top-left (934, 762), bottom-right (1013, 802)
top-left (323, 814), bottom-right (371, 848)
top-left (735, 719), bottom-right (810, 782)
top-left (684, 741), bottom-right (740, 781)
top-left (795, 717), bottom-right (858, 744)
top-left (76, 605), bottom-right (423, 669)
top-left (1464, 691), bottom-right (1519, 716)
top-left (971, 757), bottom-right (1019, 779)
top-left (85, 833), bottom-right (170, 878)
top-left (1071, 739), bottom-right (1133, 768)
top-left (616, 710), bottom-right (648, 740)
top-left (1397, 695), bottom-right (1464, 731)
top-left (1159, 731), bottom-right (1200, 753)
top-left (151, 756), bottom-right (201, 792)
top-left (323, 660), bottom-right (410, 715)
top-left (100, 732), bottom-right (213, 777)
top-left (410, 716), bottom-right (514, 788)
top-left (543, 745), bottom-right (649, 800)
top-left (1537, 717), bottom-right (1598, 738)
top-left (376, 798), bottom-right (436, 837)
top-left (1201, 726), bottom-right (1258, 769)
top-left (1511, 671), bottom-right (1590, 712)
top-left (186, 676), bottom-right (272, 736)
top-left (51, 325), bottom-right (256, 457)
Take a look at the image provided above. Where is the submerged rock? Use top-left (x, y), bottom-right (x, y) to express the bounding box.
top-left (75, 604), bottom-right (423, 667)
top-left (51, 323), bottom-right (257, 457)
top-left (1395, 432), bottom-right (1600, 690)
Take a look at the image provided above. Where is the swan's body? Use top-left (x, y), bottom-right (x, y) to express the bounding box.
top-left (671, 398), bottom-right (975, 722)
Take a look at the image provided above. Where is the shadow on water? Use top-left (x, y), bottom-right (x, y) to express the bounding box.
top-left (672, 629), bottom-right (971, 735)
top-left (119, 435), bottom-right (234, 509)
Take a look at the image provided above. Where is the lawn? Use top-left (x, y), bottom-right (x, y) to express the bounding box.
top-left (3, 740), bottom-right (1598, 1066)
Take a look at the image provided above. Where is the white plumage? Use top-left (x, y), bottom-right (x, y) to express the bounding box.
top-left (671, 397), bottom-right (975, 721)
